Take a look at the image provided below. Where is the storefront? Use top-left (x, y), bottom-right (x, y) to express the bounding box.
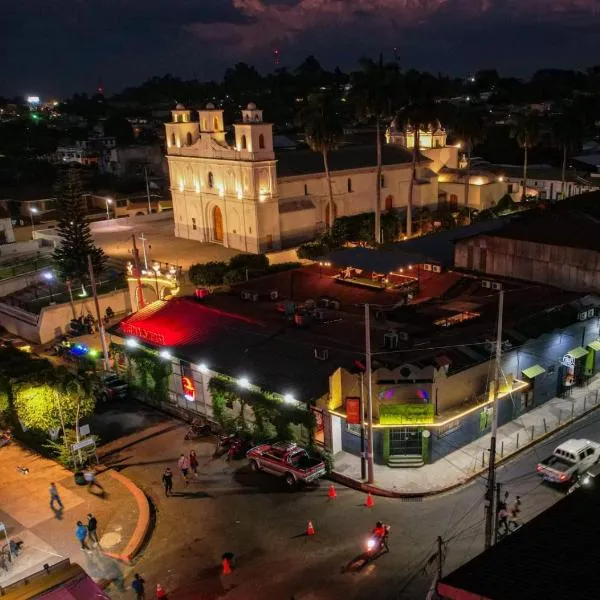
top-left (557, 346), bottom-right (589, 397)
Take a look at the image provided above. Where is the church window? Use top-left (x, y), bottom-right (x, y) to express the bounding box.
top-left (385, 195), bottom-right (393, 211)
top-left (208, 172), bottom-right (214, 188)
top-left (304, 184), bottom-right (308, 196)
top-left (170, 133), bottom-right (176, 147)
top-left (186, 132), bottom-right (193, 146)
top-left (192, 218), bottom-right (197, 230)
top-left (380, 174), bottom-right (386, 188)
top-left (214, 117), bottom-right (219, 130)
top-left (449, 194), bottom-right (458, 211)
top-left (259, 134), bottom-right (265, 149)
top-left (347, 178), bottom-right (353, 193)
top-left (241, 135), bottom-right (247, 150)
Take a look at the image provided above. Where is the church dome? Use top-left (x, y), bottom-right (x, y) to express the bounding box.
top-left (175, 103), bottom-right (185, 110)
top-left (247, 102), bottom-right (257, 110)
top-left (206, 102), bottom-right (215, 109)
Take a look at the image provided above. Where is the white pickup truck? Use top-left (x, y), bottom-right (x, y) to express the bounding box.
top-left (536, 439), bottom-right (600, 484)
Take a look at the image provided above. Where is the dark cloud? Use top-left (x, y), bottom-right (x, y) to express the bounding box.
top-left (1, 0), bottom-right (600, 97)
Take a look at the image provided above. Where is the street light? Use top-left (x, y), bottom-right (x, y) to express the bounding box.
top-left (29, 207), bottom-right (38, 239)
top-left (238, 377), bottom-right (250, 389)
top-left (105, 197), bottom-right (113, 220)
top-left (42, 271), bottom-right (55, 303)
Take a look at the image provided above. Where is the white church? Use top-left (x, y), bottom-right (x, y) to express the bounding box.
top-left (165, 103), bottom-right (507, 253)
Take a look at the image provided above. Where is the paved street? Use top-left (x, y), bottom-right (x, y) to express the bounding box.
top-left (94, 400), bottom-right (600, 600)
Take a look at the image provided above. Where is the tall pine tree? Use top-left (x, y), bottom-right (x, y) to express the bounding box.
top-left (52, 167), bottom-right (106, 282)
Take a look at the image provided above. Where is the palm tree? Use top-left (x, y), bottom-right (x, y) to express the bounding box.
top-left (511, 114), bottom-right (539, 201)
top-left (453, 107), bottom-right (486, 209)
top-left (298, 93), bottom-right (344, 228)
top-left (351, 57), bottom-right (400, 243)
top-left (399, 102), bottom-right (437, 237)
top-left (551, 108), bottom-right (583, 198)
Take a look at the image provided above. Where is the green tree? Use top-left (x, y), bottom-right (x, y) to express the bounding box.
top-left (511, 114), bottom-right (540, 201)
top-left (352, 57), bottom-right (400, 243)
top-left (188, 261), bottom-right (228, 287)
top-left (52, 167), bottom-right (106, 282)
top-left (298, 93), bottom-right (344, 229)
top-left (453, 106), bottom-right (487, 209)
top-left (551, 108), bottom-right (583, 198)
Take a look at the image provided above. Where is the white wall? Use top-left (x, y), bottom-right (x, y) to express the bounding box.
top-left (0, 240), bottom-right (43, 257)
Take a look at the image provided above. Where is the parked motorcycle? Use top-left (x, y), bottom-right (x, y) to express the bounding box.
top-left (184, 419), bottom-right (211, 440)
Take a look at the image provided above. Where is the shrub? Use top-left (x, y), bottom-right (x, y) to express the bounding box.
top-left (267, 262), bottom-right (301, 275)
top-left (229, 253), bottom-right (269, 271)
top-left (223, 268), bottom-right (247, 285)
top-left (188, 261), bottom-right (228, 287)
top-left (297, 241), bottom-right (329, 260)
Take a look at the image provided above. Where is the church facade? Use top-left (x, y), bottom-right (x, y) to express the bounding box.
top-left (165, 103), bottom-right (508, 253)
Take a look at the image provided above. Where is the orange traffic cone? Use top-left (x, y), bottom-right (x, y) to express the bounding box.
top-left (222, 557), bottom-right (232, 575)
top-left (328, 484), bottom-right (337, 499)
top-left (306, 520), bottom-right (315, 536)
top-left (365, 492), bottom-right (374, 508)
top-left (156, 583), bottom-right (167, 599)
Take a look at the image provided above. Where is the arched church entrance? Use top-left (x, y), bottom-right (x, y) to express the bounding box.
top-left (213, 206), bottom-right (224, 243)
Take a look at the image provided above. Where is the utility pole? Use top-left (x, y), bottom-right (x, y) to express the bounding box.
top-left (426, 536), bottom-right (445, 600)
top-left (359, 370), bottom-right (367, 480)
top-left (144, 166), bottom-right (152, 215)
top-left (484, 289), bottom-right (504, 549)
top-left (131, 234), bottom-right (145, 310)
top-left (87, 255), bottom-right (110, 372)
top-left (365, 303), bottom-right (374, 484)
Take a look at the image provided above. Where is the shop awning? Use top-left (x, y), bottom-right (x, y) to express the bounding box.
top-left (567, 346), bottom-right (589, 360)
top-left (522, 364), bottom-right (546, 379)
top-left (588, 340), bottom-right (600, 351)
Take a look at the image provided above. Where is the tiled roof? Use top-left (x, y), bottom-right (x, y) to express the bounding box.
top-left (276, 144), bottom-right (423, 178)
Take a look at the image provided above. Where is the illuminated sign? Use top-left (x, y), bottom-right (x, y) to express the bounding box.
top-left (27, 96), bottom-right (40, 105)
top-left (120, 322), bottom-right (166, 345)
top-left (345, 397), bottom-right (360, 424)
top-left (182, 376), bottom-right (196, 401)
top-left (379, 403), bottom-right (435, 425)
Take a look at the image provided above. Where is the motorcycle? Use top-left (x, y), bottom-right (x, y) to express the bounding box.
top-left (184, 419), bottom-right (211, 440)
top-left (345, 525), bottom-right (391, 571)
top-left (216, 433), bottom-right (251, 459)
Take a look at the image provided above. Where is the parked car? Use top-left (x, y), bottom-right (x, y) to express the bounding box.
top-left (96, 372), bottom-right (129, 402)
top-left (247, 441), bottom-right (326, 488)
top-left (536, 438), bottom-right (600, 484)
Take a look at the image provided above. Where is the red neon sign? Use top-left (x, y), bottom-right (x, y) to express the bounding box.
top-left (182, 376), bottom-right (196, 401)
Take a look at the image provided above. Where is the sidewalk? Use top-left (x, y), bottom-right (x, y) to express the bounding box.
top-left (332, 377), bottom-right (600, 497)
top-left (0, 440), bottom-right (148, 590)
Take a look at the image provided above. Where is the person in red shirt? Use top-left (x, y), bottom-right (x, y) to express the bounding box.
top-left (372, 521), bottom-right (390, 552)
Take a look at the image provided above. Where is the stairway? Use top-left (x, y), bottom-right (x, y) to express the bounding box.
top-left (387, 455), bottom-right (424, 468)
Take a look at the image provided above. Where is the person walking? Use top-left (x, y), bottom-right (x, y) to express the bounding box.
top-left (87, 513), bottom-right (99, 545)
top-left (508, 495), bottom-right (522, 530)
top-left (131, 573), bottom-right (145, 599)
top-left (49, 482), bottom-right (63, 511)
top-left (84, 467), bottom-right (104, 495)
top-left (189, 449), bottom-right (198, 476)
top-left (177, 453), bottom-right (190, 484)
top-left (162, 467), bottom-right (173, 497)
top-left (75, 521), bottom-right (89, 550)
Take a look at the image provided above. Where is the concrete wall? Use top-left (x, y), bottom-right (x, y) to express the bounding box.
top-left (90, 211), bottom-right (171, 232)
top-left (279, 207), bottom-right (317, 247)
top-left (0, 289), bottom-right (131, 344)
top-left (455, 235), bottom-right (600, 292)
top-left (0, 270), bottom-right (49, 297)
top-left (438, 181), bottom-right (508, 210)
top-left (0, 240), bottom-right (42, 257)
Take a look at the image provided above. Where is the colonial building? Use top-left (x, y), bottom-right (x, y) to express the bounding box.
top-left (165, 104), bottom-right (509, 253)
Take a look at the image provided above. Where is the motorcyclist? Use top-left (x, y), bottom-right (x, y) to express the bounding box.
top-left (372, 521), bottom-right (390, 552)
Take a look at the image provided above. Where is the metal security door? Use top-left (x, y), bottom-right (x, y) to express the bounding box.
top-left (389, 428), bottom-right (422, 455)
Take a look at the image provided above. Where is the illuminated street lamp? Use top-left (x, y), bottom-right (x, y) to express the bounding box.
top-left (197, 363), bottom-right (208, 374)
top-left (159, 349), bottom-right (172, 360)
top-left (283, 393), bottom-right (295, 404)
top-left (238, 377), bottom-right (250, 389)
top-left (29, 206), bottom-right (38, 238)
top-left (105, 197), bottom-right (113, 220)
top-left (125, 337), bottom-right (138, 348)
top-left (42, 271), bottom-right (55, 302)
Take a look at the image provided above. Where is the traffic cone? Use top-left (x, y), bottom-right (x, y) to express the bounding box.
top-left (156, 583), bottom-right (167, 599)
top-left (328, 484), bottom-right (337, 499)
top-left (306, 520), bottom-right (315, 536)
top-left (222, 557), bottom-right (232, 575)
top-left (365, 492), bottom-right (374, 508)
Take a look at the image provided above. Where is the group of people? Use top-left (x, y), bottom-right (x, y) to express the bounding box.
top-left (75, 514), bottom-right (99, 550)
top-left (497, 492), bottom-right (522, 535)
top-left (161, 450), bottom-right (199, 496)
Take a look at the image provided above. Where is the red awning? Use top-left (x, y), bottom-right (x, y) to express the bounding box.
top-left (37, 573), bottom-right (110, 599)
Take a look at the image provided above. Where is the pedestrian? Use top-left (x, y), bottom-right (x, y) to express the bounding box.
top-left (49, 482), bottom-right (63, 511)
top-left (508, 495), bottom-right (521, 530)
top-left (84, 467), bottom-right (104, 495)
top-left (75, 521), bottom-right (89, 550)
top-left (131, 573), bottom-right (145, 600)
top-left (189, 449), bottom-right (198, 476)
top-left (87, 513), bottom-right (99, 545)
top-left (162, 467), bottom-right (173, 497)
top-left (497, 507), bottom-right (509, 535)
top-left (177, 453), bottom-right (190, 484)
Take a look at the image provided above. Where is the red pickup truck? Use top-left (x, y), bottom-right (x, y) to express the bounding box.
top-left (247, 441), bottom-right (326, 488)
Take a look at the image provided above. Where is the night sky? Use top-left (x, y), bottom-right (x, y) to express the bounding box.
top-left (3, 0), bottom-right (600, 98)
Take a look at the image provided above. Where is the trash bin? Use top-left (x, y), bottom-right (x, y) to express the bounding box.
top-left (74, 471), bottom-right (87, 486)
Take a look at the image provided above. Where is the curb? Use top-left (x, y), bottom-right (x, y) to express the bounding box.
top-left (101, 469), bottom-right (151, 564)
top-left (330, 400), bottom-right (600, 499)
